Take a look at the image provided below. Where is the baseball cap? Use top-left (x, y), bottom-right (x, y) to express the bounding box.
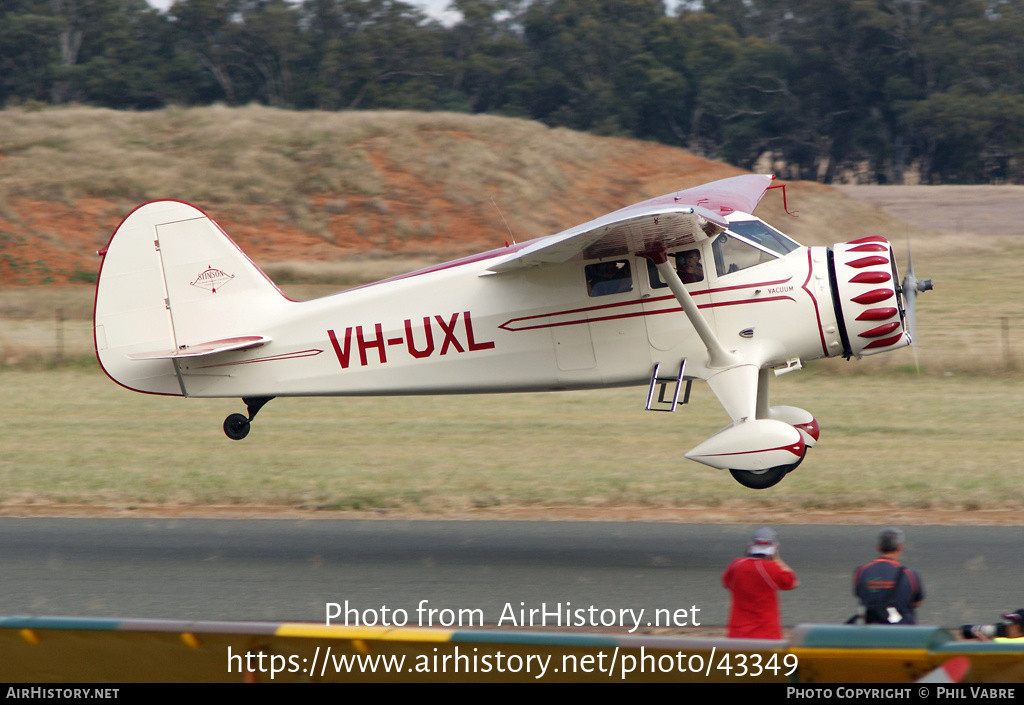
top-left (1002, 609), bottom-right (1024, 624)
top-left (748, 527), bottom-right (778, 556)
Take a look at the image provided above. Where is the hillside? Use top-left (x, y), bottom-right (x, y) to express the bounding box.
top-left (0, 106), bottom-right (915, 287)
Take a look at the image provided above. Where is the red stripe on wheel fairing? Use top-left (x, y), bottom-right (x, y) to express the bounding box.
top-left (702, 441), bottom-right (805, 459)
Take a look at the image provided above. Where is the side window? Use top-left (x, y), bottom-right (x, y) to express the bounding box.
top-left (586, 260), bottom-right (632, 297)
top-left (712, 234), bottom-right (775, 277)
top-left (647, 249), bottom-right (704, 289)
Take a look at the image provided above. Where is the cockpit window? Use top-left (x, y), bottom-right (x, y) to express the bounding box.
top-left (712, 234), bottom-right (777, 277)
top-left (648, 249), bottom-right (704, 289)
top-left (728, 220), bottom-right (800, 257)
top-left (585, 260), bottom-right (633, 296)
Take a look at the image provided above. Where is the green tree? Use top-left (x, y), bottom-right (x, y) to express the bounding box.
top-left (0, 1), bottom-right (60, 104)
top-left (521, 0), bottom-right (668, 135)
top-left (300, 0), bottom-right (445, 110)
top-left (442, 0), bottom-right (529, 113)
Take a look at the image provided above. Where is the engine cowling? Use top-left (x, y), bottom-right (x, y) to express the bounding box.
top-left (829, 236), bottom-right (910, 358)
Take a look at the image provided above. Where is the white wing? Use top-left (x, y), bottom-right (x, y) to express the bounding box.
top-left (487, 174), bottom-right (775, 273)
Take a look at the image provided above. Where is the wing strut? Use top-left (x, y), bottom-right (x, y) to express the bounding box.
top-left (643, 251), bottom-right (739, 369)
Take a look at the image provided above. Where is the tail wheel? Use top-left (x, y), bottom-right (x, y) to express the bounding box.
top-left (221, 397), bottom-right (273, 440)
top-left (223, 413), bottom-right (250, 440)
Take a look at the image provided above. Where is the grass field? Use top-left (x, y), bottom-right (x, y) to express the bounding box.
top-left (1, 365), bottom-right (1022, 516)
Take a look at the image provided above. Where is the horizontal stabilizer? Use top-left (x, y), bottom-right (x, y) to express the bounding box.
top-left (127, 335), bottom-right (270, 361)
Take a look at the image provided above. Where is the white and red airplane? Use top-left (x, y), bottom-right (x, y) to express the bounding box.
top-left (93, 174), bottom-right (930, 489)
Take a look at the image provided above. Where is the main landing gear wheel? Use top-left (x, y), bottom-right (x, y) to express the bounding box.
top-left (729, 445), bottom-right (809, 489)
top-left (785, 447), bottom-right (808, 474)
top-left (223, 413), bottom-right (250, 440)
top-left (729, 466), bottom-right (788, 489)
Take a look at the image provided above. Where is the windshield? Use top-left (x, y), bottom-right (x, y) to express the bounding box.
top-left (712, 234), bottom-right (777, 276)
top-left (727, 219), bottom-right (800, 256)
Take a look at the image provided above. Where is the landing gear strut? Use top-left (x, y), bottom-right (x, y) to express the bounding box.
top-left (223, 396), bottom-right (274, 440)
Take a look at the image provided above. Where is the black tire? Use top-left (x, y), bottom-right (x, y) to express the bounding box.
top-left (223, 413), bottom-right (251, 440)
top-left (729, 465), bottom-right (789, 490)
top-left (785, 446), bottom-right (809, 474)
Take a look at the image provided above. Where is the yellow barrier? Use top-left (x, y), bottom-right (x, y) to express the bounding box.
top-left (0, 617), bottom-right (1021, 683)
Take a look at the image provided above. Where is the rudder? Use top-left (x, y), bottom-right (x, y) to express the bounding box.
top-left (94, 201), bottom-right (286, 395)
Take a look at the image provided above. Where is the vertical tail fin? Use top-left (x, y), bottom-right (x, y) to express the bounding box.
top-left (94, 201), bottom-right (287, 395)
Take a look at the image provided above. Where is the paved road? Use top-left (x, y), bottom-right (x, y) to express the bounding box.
top-left (0, 519), bottom-right (1018, 632)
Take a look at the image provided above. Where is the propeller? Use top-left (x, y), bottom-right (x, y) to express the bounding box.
top-left (900, 241), bottom-right (933, 371)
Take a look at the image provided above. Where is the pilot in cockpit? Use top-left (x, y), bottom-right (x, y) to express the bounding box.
top-left (679, 250), bottom-right (703, 284)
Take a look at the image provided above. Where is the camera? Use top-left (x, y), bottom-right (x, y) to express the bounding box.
top-left (960, 609), bottom-right (1024, 640)
top-left (961, 623), bottom-right (1013, 639)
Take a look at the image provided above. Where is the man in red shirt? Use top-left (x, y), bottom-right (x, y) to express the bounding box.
top-left (722, 527), bottom-right (799, 639)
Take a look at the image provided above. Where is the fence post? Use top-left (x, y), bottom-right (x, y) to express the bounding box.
top-left (1002, 316), bottom-right (1014, 371)
top-left (55, 307), bottom-right (64, 366)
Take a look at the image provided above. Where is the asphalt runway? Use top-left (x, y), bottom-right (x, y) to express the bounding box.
top-left (0, 519), bottom-right (1019, 632)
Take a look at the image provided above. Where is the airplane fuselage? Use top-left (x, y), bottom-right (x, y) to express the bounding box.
top-left (168, 236), bottom-right (839, 399)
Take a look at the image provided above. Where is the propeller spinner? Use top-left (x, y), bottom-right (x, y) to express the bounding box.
top-left (900, 243), bottom-right (933, 369)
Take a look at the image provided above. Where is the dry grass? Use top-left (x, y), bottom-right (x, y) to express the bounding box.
top-left (1, 105), bottom-right (937, 285)
top-left (0, 367), bottom-right (1021, 514)
top-left (0, 106), bottom-right (621, 215)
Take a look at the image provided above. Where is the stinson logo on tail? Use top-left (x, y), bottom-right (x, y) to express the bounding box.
top-left (191, 266), bottom-right (234, 293)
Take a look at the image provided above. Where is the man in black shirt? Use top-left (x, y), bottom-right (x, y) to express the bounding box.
top-left (853, 528), bottom-right (924, 624)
